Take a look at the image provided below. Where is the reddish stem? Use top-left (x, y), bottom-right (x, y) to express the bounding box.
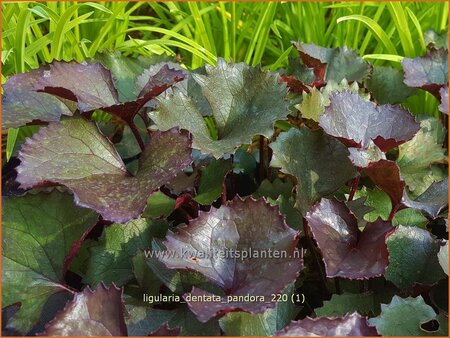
top-left (388, 204), bottom-right (400, 221)
top-left (128, 121), bottom-right (145, 151)
top-left (63, 221), bottom-right (98, 275)
top-left (348, 174), bottom-right (360, 201)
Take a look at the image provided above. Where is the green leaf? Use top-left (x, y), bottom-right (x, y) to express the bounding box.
top-left (125, 306), bottom-right (175, 336)
top-left (365, 66), bottom-right (417, 104)
top-left (354, 187), bottom-right (391, 222)
top-left (385, 225), bottom-right (446, 289)
top-left (152, 58), bottom-right (290, 158)
top-left (167, 305), bottom-right (221, 336)
top-left (84, 218), bottom-right (160, 287)
top-left (315, 292), bottom-right (393, 317)
top-left (194, 158), bottom-right (232, 205)
top-left (369, 295), bottom-right (439, 336)
top-left (95, 50), bottom-right (172, 102)
top-left (296, 79), bottom-right (368, 122)
top-left (2, 191), bottom-right (98, 334)
top-left (142, 192), bottom-right (176, 219)
top-left (253, 178), bottom-right (294, 200)
top-left (392, 209), bottom-right (428, 228)
top-left (270, 127), bottom-right (356, 215)
top-left (397, 116), bottom-right (447, 196)
top-left (219, 284), bottom-right (299, 336)
top-left (424, 29), bottom-right (448, 49)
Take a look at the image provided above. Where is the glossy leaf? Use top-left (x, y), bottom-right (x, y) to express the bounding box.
top-left (44, 284), bottom-right (127, 336)
top-left (296, 79), bottom-right (366, 122)
top-left (151, 58), bottom-right (290, 158)
top-left (34, 61), bottom-right (119, 111)
top-left (385, 225), bottom-right (446, 289)
top-left (17, 116), bottom-right (192, 222)
top-left (397, 116), bottom-right (447, 196)
top-left (305, 198), bottom-right (393, 279)
top-left (219, 284), bottom-right (299, 336)
top-left (159, 197), bottom-right (303, 322)
top-left (402, 48), bottom-right (448, 98)
top-left (369, 296), bottom-right (441, 336)
top-left (275, 312), bottom-right (378, 336)
top-left (84, 218), bottom-right (155, 287)
top-left (2, 69), bottom-right (73, 129)
top-left (363, 160), bottom-right (405, 211)
top-left (194, 158), bottom-right (232, 205)
top-left (33, 60), bottom-right (183, 125)
top-left (365, 65), bottom-right (417, 104)
top-left (294, 42), bottom-right (371, 83)
top-left (315, 292), bottom-right (393, 317)
top-left (320, 91), bottom-right (419, 151)
top-left (438, 241), bottom-right (448, 276)
top-left (2, 191), bottom-right (98, 333)
top-left (270, 127), bottom-right (356, 215)
top-left (402, 178), bottom-right (448, 219)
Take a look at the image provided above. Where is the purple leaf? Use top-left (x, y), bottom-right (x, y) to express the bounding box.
top-left (294, 43), bottom-right (371, 84)
top-left (439, 86), bottom-right (448, 115)
top-left (305, 198), bottom-right (393, 279)
top-left (363, 160), bottom-right (405, 212)
top-left (320, 91), bottom-right (420, 151)
top-left (102, 65), bottom-right (184, 124)
top-left (43, 284), bottom-right (127, 336)
top-left (34, 61), bottom-right (119, 112)
top-left (33, 61), bottom-right (184, 126)
top-left (17, 116), bottom-right (192, 222)
top-left (402, 178), bottom-right (448, 219)
top-left (402, 48), bottom-right (448, 98)
top-left (2, 69), bottom-right (73, 129)
top-left (275, 312), bottom-right (378, 336)
top-left (159, 197), bottom-right (303, 322)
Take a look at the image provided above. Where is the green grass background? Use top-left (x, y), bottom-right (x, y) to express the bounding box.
top-left (2, 1), bottom-right (449, 159)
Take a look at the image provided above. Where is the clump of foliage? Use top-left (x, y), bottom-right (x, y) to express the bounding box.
top-left (2, 38), bottom-right (448, 336)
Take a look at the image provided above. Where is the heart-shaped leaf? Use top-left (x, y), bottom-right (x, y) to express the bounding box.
top-left (305, 198), bottom-right (393, 279)
top-left (275, 312), bottom-right (378, 336)
top-left (2, 69), bottom-right (73, 129)
top-left (320, 91), bottom-right (420, 151)
top-left (43, 284), bottom-right (127, 336)
top-left (159, 197), bottom-right (303, 322)
top-left (402, 48), bottom-right (448, 98)
top-left (17, 116), bottom-right (192, 222)
top-left (151, 58), bottom-right (290, 158)
top-left (270, 127), bottom-right (356, 215)
top-left (2, 191), bottom-right (98, 334)
top-left (385, 225), bottom-right (446, 289)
